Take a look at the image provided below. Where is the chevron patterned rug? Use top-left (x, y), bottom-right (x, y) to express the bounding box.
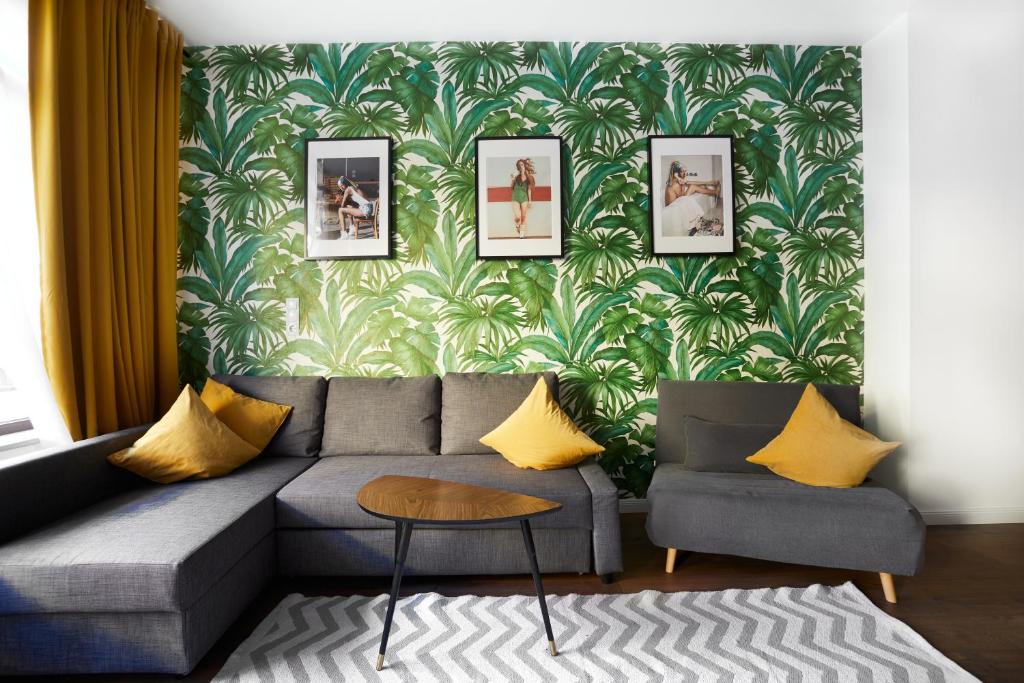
top-left (213, 583), bottom-right (977, 682)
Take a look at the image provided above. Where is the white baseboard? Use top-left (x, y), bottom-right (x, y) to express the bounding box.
top-left (619, 498), bottom-right (649, 513)
top-left (921, 508), bottom-right (1024, 525)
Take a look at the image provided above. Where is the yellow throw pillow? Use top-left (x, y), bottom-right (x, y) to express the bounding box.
top-left (108, 385), bottom-right (260, 483)
top-left (480, 377), bottom-right (604, 470)
top-left (746, 384), bottom-right (900, 487)
top-left (200, 378), bottom-right (291, 451)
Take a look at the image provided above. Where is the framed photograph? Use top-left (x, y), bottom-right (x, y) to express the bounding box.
top-left (648, 135), bottom-right (735, 256)
top-left (475, 136), bottom-right (563, 259)
top-left (304, 137), bottom-right (392, 260)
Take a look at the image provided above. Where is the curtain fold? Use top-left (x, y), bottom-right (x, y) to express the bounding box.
top-left (29, 0), bottom-right (182, 440)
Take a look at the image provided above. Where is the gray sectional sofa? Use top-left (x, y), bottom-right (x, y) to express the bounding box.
top-left (0, 371), bottom-right (621, 675)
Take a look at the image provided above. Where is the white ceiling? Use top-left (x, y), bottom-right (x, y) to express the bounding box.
top-left (149, 0), bottom-right (908, 47)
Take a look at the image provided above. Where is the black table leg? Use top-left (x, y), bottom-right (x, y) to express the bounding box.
top-left (520, 519), bottom-right (557, 656)
top-left (393, 519), bottom-right (400, 564)
top-left (377, 520), bottom-right (414, 671)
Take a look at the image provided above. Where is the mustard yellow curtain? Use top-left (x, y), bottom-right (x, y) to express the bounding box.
top-left (29, 0), bottom-right (182, 440)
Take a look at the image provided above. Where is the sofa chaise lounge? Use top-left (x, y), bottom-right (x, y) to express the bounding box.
top-left (0, 371), bottom-right (621, 675)
top-left (646, 380), bottom-right (926, 603)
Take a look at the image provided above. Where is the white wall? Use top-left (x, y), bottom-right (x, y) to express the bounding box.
top-left (862, 15), bottom-right (912, 500)
top-left (151, 0), bottom-right (910, 47)
top-left (864, 0), bottom-right (1024, 523)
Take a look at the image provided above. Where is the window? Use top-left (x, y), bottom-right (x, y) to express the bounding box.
top-left (0, 1), bottom-right (65, 455)
top-left (0, 367), bottom-right (32, 432)
top-left (0, 368), bottom-right (36, 454)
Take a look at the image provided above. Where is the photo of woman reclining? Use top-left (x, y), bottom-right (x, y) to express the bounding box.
top-left (661, 160), bottom-right (723, 237)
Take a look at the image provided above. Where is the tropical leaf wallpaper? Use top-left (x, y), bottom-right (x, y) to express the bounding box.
top-left (178, 42), bottom-right (864, 497)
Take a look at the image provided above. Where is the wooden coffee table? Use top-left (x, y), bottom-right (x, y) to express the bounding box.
top-left (357, 475), bottom-right (562, 671)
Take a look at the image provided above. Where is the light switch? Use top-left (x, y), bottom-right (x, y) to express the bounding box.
top-left (285, 298), bottom-right (299, 339)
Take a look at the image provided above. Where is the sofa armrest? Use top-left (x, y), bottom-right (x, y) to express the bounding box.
top-left (577, 458), bottom-right (623, 575)
top-left (0, 424), bottom-right (149, 544)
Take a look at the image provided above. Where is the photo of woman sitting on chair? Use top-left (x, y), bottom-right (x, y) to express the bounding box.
top-left (306, 144), bottom-right (391, 259)
top-left (335, 177), bottom-right (378, 240)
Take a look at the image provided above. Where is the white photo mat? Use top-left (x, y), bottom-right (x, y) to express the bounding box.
top-left (650, 136), bottom-right (735, 255)
top-left (305, 137), bottom-right (391, 260)
top-left (475, 137), bottom-right (563, 259)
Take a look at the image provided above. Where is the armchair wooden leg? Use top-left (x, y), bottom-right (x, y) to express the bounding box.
top-left (879, 572), bottom-right (897, 604)
top-left (665, 548), bottom-right (678, 574)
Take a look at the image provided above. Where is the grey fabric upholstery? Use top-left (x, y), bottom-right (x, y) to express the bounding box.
top-left (576, 458), bottom-right (624, 575)
top-left (682, 417), bottom-right (782, 474)
top-left (278, 528), bottom-right (591, 576)
top-left (276, 454), bottom-right (592, 530)
top-left (440, 372), bottom-right (558, 454)
top-left (655, 380), bottom-right (861, 465)
top-left (0, 456), bottom-right (310, 614)
top-left (0, 425), bottom-right (147, 544)
top-left (180, 532), bottom-right (276, 672)
top-left (320, 376), bottom-right (441, 456)
top-left (649, 381), bottom-right (925, 577)
top-left (0, 370), bottom-right (626, 674)
top-left (0, 533), bottom-right (275, 675)
top-left (646, 466), bottom-right (926, 576)
top-left (213, 374), bottom-right (327, 456)
top-left (0, 608), bottom-right (187, 674)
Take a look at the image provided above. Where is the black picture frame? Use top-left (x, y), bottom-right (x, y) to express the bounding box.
top-left (474, 136), bottom-right (565, 260)
top-left (304, 136), bottom-right (394, 261)
top-left (647, 134), bottom-right (737, 257)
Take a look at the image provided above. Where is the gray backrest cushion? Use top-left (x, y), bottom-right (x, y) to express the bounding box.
top-left (0, 425), bottom-right (146, 543)
top-left (320, 376), bottom-right (441, 456)
top-left (212, 375), bottom-right (327, 457)
top-left (656, 381), bottom-right (861, 465)
top-left (682, 417), bottom-right (783, 474)
top-left (440, 372), bottom-right (559, 455)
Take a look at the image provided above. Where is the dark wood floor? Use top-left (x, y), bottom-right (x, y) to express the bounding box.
top-left (10, 516), bottom-right (1024, 682)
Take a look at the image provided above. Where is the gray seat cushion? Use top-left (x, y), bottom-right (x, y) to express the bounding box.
top-left (645, 465), bottom-right (926, 575)
top-left (0, 457), bottom-right (310, 615)
top-left (213, 375), bottom-right (327, 457)
top-left (276, 454), bottom-right (591, 530)
top-left (682, 417), bottom-right (782, 474)
top-left (320, 376), bottom-right (441, 456)
top-left (440, 372), bottom-right (558, 455)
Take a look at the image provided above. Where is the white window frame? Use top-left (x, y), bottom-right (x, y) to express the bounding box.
top-left (0, 369), bottom-right (36, 451)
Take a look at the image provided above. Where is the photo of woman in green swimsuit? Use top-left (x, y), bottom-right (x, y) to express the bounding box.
top-left (509, 158), bottom-right (536, 238)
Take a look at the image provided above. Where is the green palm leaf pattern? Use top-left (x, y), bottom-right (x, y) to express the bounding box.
top-left (439, 42), bottom-right (519, 90)
top-left (178, 42), bottom-right (864, 498)
top-left (210, 45), bottom-right (290, 101)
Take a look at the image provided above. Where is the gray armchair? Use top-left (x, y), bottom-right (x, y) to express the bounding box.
top-left (646, 380), bottom-right (925, 603)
